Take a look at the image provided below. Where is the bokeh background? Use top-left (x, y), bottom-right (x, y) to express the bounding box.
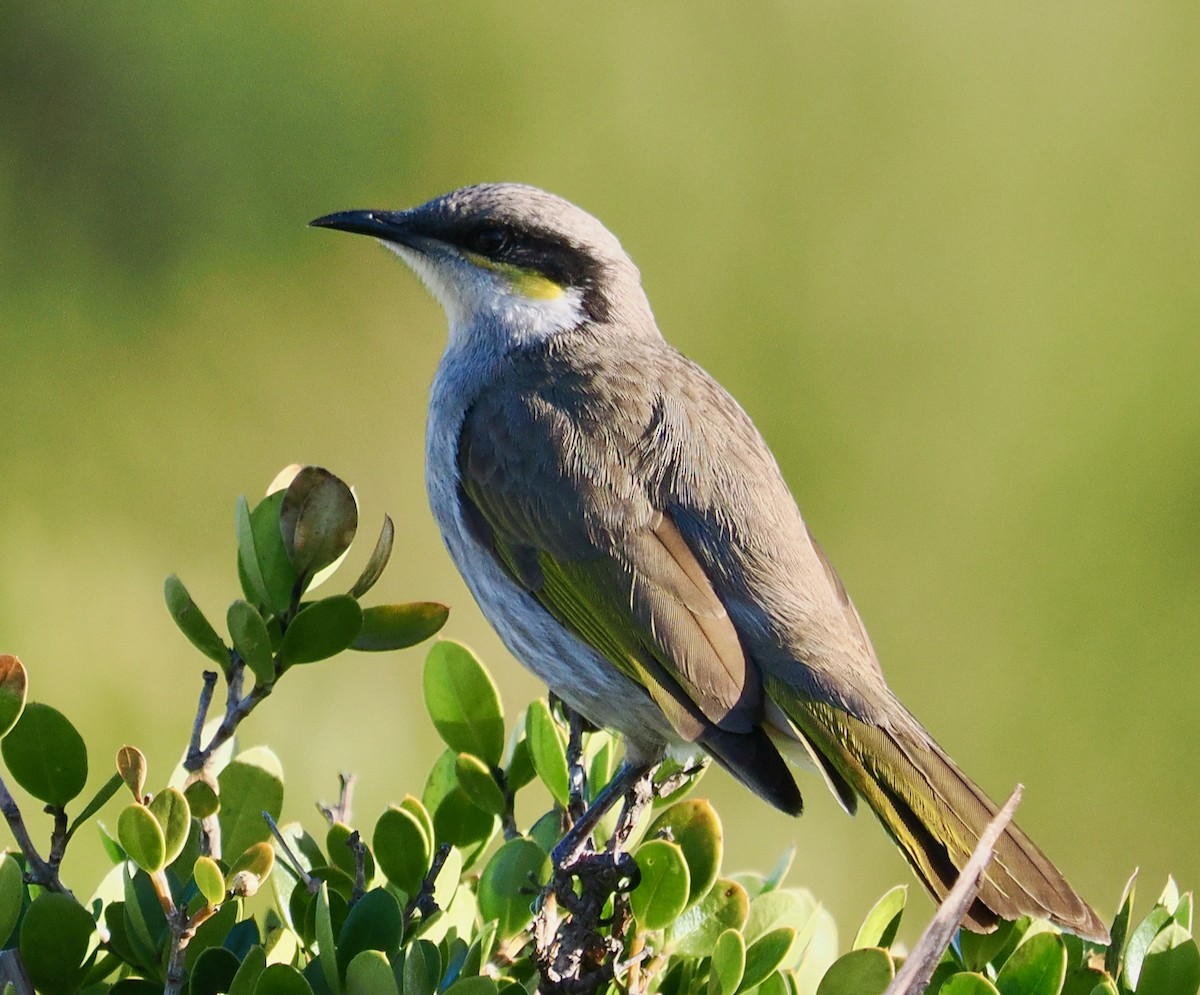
top-left (3, 1), bottom-right (1197, 941)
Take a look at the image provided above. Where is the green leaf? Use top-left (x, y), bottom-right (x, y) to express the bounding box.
top-left (326, 822), bottom-right (377, 882)
top-left (631, 839), bottom-right (691, 931)
top-left (192, 947), bottom-right (241, 995)
top-left (1136, 923), bottom-right (1200, 995)
top-left (959, 918), bottom-right (1019, 973)
top-left (345, 950), bottom-right (399, 995)
top-left (184, 774), bottom-right (221, 819)
top-left (164, 574), bottom-right (230, 667)
top-left (524, 698), bottom-right (568, 807)
top-left (349, 516), bottom-right (395, 599)
top-left (1124, 906), bottom-right (1173, 990)
top-left (0, 654), bottom-right (28, 738)
top-left (423, 752), bottom-right (497, 861)
top-left (477, 838), bottom-right (549, 939)
top-left (230, 945), bottom-right (267, 995)
top-left (148, 786), bottom-right (191, 867)
top-left (194, 855), bottom-right (226, 906)
top-left (254, 963), bottom-right (315, 995)
top-left (423, 642), bottom-right (505, 768)
top-left (669, 878), bottom-right (751, 958)
top-left (1174, 892), bottom-right (1194, 933)
top-left (995, 932), bottom-right (1067, 995)
top-left (67, 770), bottom-right (124, 839)
top-left (739, 926), bottom-right (796, 993)
top-left (939, 973), bottom-right (1002, 995)
top-left (372, 806), bottom-right (431, 896)
top-left (238, 491), bottom-right (300, 616)
top-left (218, 746), bottom-right (285, 861)
top-left (646, 799), bottom-right (723, 908)
top-left (279, 467), bottom-right (358, 583)
top-left (0, 853), bottom-right (25, 947)
top-left (743, 888), bottom-right (822, 970)
top-left (1107, 869), bottom-right (1137, 978)
top-left (315, 882), bottom-right (341, 995)
top-left (814, 947), bottom-right (894, 995)
top-left (403, 940), bottom-right (441, 995)
top-left (117, 803), bottom-right (166, 873)
top-left (337, 888), bottom-right (403, 979)
top-left (1, 701), bottom-right (89, 806)
top-left (279, 596), bottom-right (363, 666)
top-left (228, 600), bottom-right (276, 686)
top-left (18, 893), bottom-right (96, 995)
top-left (710, 929), bottom-right (746, 995)
top-left (352, 603), bottom-right (449, 652)
top-left (454, 753), bottom-right (507, 816)
top-left (1086, 982), bottom-right (1118, 995)
top-left (852, 885), bottom-right (906, 951)
top-left (443, 979), bottom-right (498, 995)
top-left (115, 745), bottom-right (146, 800)
top-left (123, 867), bottom-right (169, 963)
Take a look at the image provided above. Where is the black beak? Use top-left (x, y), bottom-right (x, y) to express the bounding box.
top-left (309, 209), bottom-right (414, 244)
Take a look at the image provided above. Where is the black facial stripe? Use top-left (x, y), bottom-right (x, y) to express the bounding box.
top-left (413, 215), bottom-right (612, 323)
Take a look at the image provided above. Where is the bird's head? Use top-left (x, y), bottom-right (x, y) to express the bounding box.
top-left (311, 183), bottom-right (655, 348)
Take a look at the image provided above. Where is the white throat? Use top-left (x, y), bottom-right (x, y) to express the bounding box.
top-left (383, 240), bottom-right (588, 352)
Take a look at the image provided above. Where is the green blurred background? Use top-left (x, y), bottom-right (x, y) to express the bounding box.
top-left (2, 1), bottom-right (1197, 938)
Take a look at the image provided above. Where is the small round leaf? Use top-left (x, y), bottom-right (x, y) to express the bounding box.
top-left (192, 946), bottom-right (241, 995)
top-left (711, 929), bottom-right (747, 995)
top-left (0, 654), bottom-right (28, 738)
top-left (478, 838), bottom-right (549, 939)
top-left (669, 878), bottom-right (751, 958)
top-left (194, 855), bottom-right (226, 907)
top-left (148, 786), bottom-right (191, 867)
top-left (373, 805), bottom-right (431, 896)
top-left (851, 885), bottom-right (906, 950)
top-left (524, 698), bottom-right (568, 807)
top-left (1137, 923), bottom-right (1200, 995)
top-left (254, 963), bottom-right (315, 995)
top-left (226, 841), bottom-right (275, 896)
top-left (337, 888), bottom-right (403, 979)
top-left (116, 745), bottom-right (147, 800)
top-left (164, 575), bottom-right (230, 667)
top-left (454, 753), bottom-right (507, 816)
top-left (18, 893), bottom-right (95, 995)
top-left (345, 950), bottom-right (399, 995)
top-left (228, 600), bottom-right (275, 686)
top-left (184, 773), bottom-right (221, 819)
top-left (423, 641), bottom-right (505, 767)
top-left (280, 467), bottom-right (358, 580)
top-left (938, 973), bottom-right (1002, 995)
top-left (814, 947), bottom-right (894, 995)
top-left (0, 853), bottom-right (25, 947)
top-left (2, 702), bottom-right (88, 806)
top-left (352, 603), bottom-right (450, 652)
top-left (349, 515), bottom-right (395, 599)
top-left (118, 802), bottom-right (167, 873)
top-left (279, 596), bottom-right (363, 666)
top-left (739, 926), bottom-right (797, 992)
top-left (217, 746), bottom-right (284, 861)
top-left (631, 839), bottom-right (691, 930)
top-left (995, 932), bottom-right (1067, 995)
top-left (647, 799), bottom-right (723, 907)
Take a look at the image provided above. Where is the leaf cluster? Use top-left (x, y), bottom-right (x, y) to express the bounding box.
top-left (0, 468), bottom-right (1194, 995)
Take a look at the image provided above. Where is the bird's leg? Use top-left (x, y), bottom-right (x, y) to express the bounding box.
top-left (551, 759), bottom-right (656, 868)
top-left (564, 708), bottom-right (589, 827)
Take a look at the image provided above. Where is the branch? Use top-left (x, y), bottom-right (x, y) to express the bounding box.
top-left (884, 785), bottom-right (1023, 995)
top-left (0, 775), bottom-right (72, 898)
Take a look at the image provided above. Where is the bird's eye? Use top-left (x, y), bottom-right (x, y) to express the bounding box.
top-left (466, 225), bottom-right (509, 256)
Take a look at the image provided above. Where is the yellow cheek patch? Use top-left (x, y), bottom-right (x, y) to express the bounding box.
top-left (465, 251), bottom-right (565, 300)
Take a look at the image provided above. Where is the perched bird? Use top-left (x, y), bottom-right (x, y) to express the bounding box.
top-left (312, 184), bottom-right (1108, 941)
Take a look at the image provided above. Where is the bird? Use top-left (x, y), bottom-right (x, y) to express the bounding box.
top-left (311, 183), bottom-right (1108, 942)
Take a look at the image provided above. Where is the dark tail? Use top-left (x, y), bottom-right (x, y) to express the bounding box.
top-left (778, 697), bottom-right (1110, 942)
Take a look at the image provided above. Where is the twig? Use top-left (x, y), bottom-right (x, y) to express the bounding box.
top-left (404, 843), bottom-right (453, 931)
top-left (348, 830), bottom-right (368, 904)
top-left (265, 812), bottom-right (317, 893)
top-left (884, 785), bottom-right (1023, 995)
top-left (0, 776), bottom-right (72, 897)
top-left (318, 772), bottom-right (356, 825)
top-left (565, 710), bottom-right (588, 825)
